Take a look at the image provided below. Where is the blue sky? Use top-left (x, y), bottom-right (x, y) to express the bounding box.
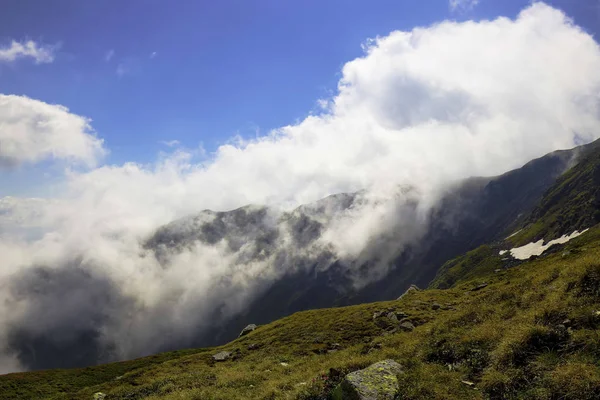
top-left (0, 0), bottom-right (597, 162)
top-left (0, 0), bottom-right (599, 196)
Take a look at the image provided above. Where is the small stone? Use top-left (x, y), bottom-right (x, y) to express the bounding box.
top-left (432, 303), bottom-right (441, 310)
top-left (461, 380), bottom-right (475, 387)
top-left (93, 393), bottom-right (107, 400)
top-left (399, 321), bottom-right (415, 332)
top-left (395, 311), bottom-right (408, 319)
top-left (280, 362), bottom-right (289, 367)
top-left (562, 319), bottom-right (572, 327)
top-left (212, 351), bottom-right (232, 362)
top-left (329, 343), bottom-right (342, 350)
top-left (471, 283), bottom-right (488, 292)
top-left (247, 343), bottom-right (260, 350)
top-left (494, 269), bottom-right (502, 273)
top-left (238, 324), bottom-right (257, 337)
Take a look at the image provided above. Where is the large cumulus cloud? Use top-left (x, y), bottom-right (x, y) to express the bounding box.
top-left (1, 3), bottom-right (600, 373)
top-left (0, 95), bottom-right (105, 169)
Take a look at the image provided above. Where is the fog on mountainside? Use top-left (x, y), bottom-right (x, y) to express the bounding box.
top-left (2, 3), bottom-right (600, 373)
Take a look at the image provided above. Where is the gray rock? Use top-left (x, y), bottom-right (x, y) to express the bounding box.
top-left (395, 311), bottom-right (408, 319)
top-left (386, 312), bottom-right (399, 323)
top-left (93, 393), bottom-right (107, 400)
top-left (333, 359), bottom-right (403, 400)
top-left (247, 343), bottom-right (260, 350)
top-left (399, 321), bottom-right (415, 332)
top-left (372, 310), bottom-right (386, 320)
top-left (238, 324), bottom-right (257, 337)
top-left (397, 284), bottom-right (420, 300)
top-left (432, 303), bottom-right (441, 310)
top-left (212, 351), bottom-right (232, 361)
top-left (373, 310), bottom-right (395, 329)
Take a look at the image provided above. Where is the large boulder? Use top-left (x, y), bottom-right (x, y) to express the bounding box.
top-left (333, 359), bottom-right (403, 400)
top-left (212, 351), bottom-right (232, 362)
top-left (238, 324), bottom-right (257, 337)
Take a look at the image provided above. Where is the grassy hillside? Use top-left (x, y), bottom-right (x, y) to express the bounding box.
top-left (428, 244), bottom-right (503, 290)
top-left (3, 225), bottom-right (600, 399)
top-left (509, 141), bottom-right (600, 246)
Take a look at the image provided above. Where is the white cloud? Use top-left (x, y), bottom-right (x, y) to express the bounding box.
top-left (160, 140), bottom-right (180, 147)
top-left (150, 51), bottom-right (158, 59)
top-left (0, 95), bottom-right (106, 168)
top-left (450, 0), bottom-right (479, 11)
top-left (0, 40), bottom-right (57, 64)
top-left (105, 49), bottom-right (115, 62)
top-left (2, 3), bottom-right (600, 372)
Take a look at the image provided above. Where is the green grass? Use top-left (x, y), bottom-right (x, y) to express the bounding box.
top-left (3, 226), bottom-right (600, 399)
top-left (509, 144), bottom-right (600, 246)
top-left (429, 244), bottom-right (503, 289)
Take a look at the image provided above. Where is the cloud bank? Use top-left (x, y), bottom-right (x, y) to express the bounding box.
top-left (0, 40), bottom-right (57, 64)
top-left (1, 3), bottom-right (600, 373)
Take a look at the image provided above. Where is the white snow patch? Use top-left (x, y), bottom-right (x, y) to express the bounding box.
top-left (503, 229), bottom-right (589, 260)
top-left (499, 250), bottom-right (508, 255)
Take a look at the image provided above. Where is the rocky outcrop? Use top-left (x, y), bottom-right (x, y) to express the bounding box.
top-left (238, 324), bottom-right (257, 337)
top-left (373, 308), bottom-right (416, 333)
top-left (397, 284), bottom-right (420, 300)
top-left (333, 359), bottom-right (403, 400)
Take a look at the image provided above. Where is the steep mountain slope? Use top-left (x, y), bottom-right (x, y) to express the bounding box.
top-left (142, 142), bottom-right (587, 351)
top-left (3, 225), bottom-right (599, 399)
top-left (431, 139), bottom-right (600, 290)
top-left (509, 139), bottom-right (600, 245)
